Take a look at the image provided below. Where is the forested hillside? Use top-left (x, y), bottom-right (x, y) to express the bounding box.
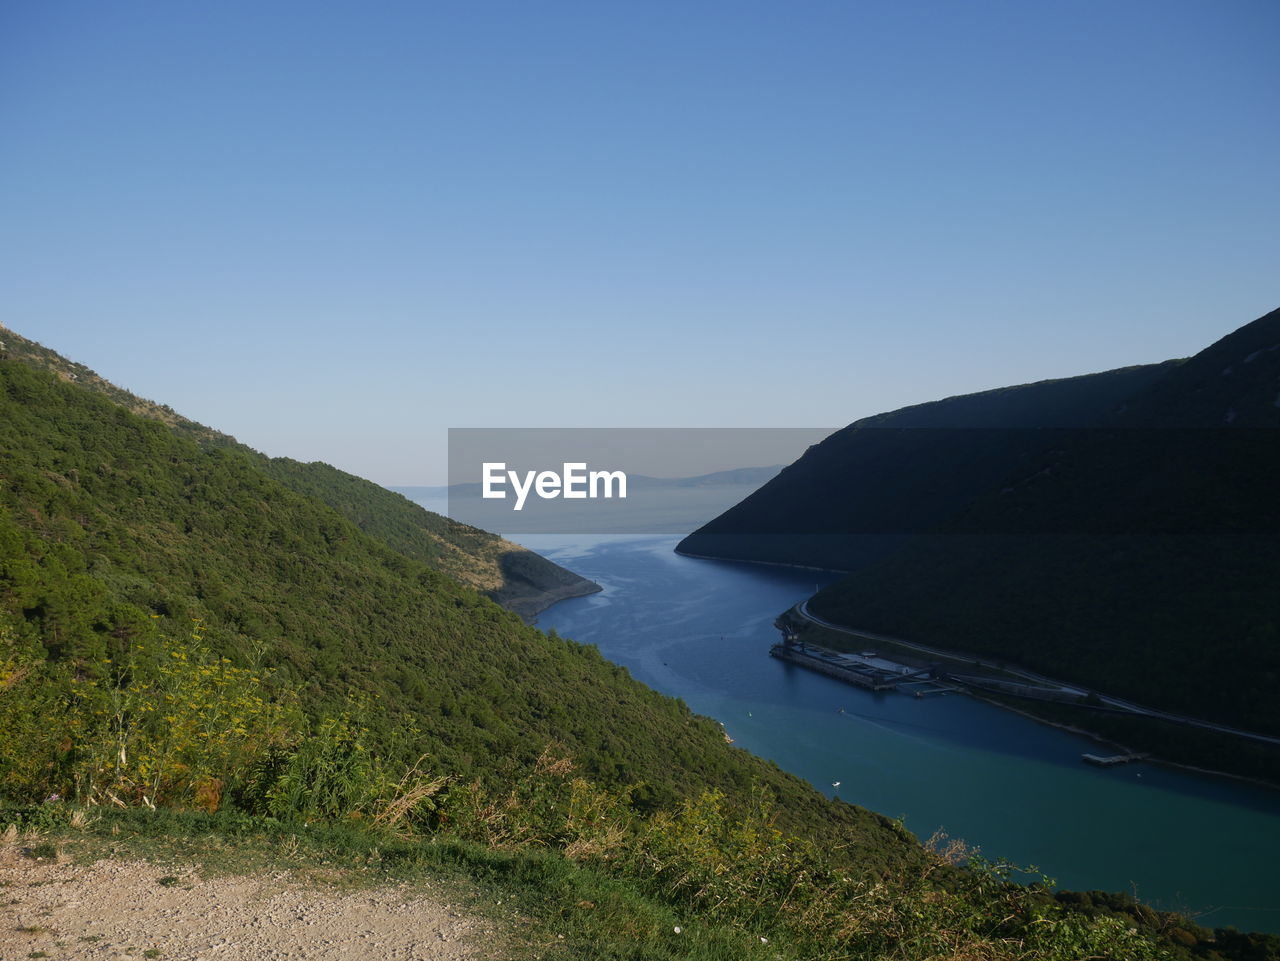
top-left (0, 328), bottom-right (598, 618)
top-left (0, 350), bottom-right (896, 846)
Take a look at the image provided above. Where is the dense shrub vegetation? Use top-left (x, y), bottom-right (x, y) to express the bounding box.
top-left (0, 618), bottom-right (1190, 961)
top-left (0, 351), bottom-right (896, 844)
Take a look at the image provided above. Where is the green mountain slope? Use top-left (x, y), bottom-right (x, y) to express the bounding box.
top-left (0, 327), bottom-right (598, 618)
top-left (0, 335), bottom-right (900, 855)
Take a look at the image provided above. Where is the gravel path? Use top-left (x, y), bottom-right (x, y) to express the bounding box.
top-left (0, 841), bottom-right (495, 960)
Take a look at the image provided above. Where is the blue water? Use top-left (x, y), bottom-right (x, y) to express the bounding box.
top-left (517, 534), bottom-right (1280, 934)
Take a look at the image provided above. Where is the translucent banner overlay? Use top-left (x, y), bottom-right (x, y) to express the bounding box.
top-left (443, 427), bottom-right (1280, 536)
top-left (445, 428), bottom-right (832, 534)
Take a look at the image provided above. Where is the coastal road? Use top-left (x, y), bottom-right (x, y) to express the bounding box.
top-left (794, 601), bottom-right (1280, 747)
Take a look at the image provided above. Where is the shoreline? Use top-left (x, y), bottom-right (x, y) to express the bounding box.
top-left (786, 601), bottom-right (1280, 781)
top-left (493, 577), bottom-right (603, 622)
top-left (785, 608), bottom-right (1280, 793)
top-left (963, 689), bottom-right (1280, 793)
top-left (673, 546), bottom-right (852, 575)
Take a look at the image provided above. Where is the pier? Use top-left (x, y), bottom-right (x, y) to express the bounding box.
top-left (769, 640), bottom-right (933, 691)
top-left (1081, 752), bottom-right (1149, 767)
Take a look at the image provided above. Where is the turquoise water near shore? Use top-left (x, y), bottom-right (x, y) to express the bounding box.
top-left (516, 534), bottom-right (1280, 934)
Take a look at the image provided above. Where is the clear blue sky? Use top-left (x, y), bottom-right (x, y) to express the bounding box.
top-left (3, 1), bottom-right (1276, 484)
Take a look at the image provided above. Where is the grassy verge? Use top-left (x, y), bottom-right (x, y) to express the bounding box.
top-left (1, 805), bottom-right (802, 961)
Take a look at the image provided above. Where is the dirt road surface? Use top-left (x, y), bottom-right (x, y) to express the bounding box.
top-left (0, 841), bottom-right (496, 960)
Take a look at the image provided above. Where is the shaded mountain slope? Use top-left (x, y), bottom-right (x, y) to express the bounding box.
top-left (810, 307), bottom-right (1280, 734)
top-left (679, 307), bottom-right (1280, 737)
top-left (677, 361), bottom-right (1174, 570)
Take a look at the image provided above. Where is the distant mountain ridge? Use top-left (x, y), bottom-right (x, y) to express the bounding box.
top-left (402, 466), bottom-right (786, 538)
top-left (407, 464), bottom-right (784, 500)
